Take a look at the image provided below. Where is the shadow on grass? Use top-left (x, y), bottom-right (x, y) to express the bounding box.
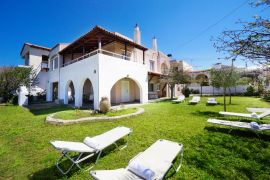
top-left (205, 126), bottom-right (270, 141)
top-left (28, 139), bottom-right (127, 179)
top-left (186, 131), bottom-right (270, 178)
top-left (191, 111), bottom-right (220, 118)
top-left (29, 105), bottom-right (73, 116)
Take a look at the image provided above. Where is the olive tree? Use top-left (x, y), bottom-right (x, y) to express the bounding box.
top-left (0, 66), bottom-right (37, 102)
top-left (210, 67), bottom-right (239, 111)
top-left (160, 68), bottom-right (191, 99)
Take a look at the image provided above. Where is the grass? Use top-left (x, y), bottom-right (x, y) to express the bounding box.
top-left (53, 108), bottom-right (138, 120)
top-left (0, 96), bottom-right (270, 179)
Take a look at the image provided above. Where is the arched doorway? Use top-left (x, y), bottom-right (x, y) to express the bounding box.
top-left (82, 79), bottom-right (94, 108)
top-left (67, 81), bottom-right (75, 105)
top-left (110, 78), bottom-right (140, 105)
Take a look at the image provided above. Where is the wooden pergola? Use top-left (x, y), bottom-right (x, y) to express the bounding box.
top-left (59, 25), bottom-right (147, 64)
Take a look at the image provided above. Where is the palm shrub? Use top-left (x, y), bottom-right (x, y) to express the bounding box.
top-left (99, 97), bottom-right (111, 113)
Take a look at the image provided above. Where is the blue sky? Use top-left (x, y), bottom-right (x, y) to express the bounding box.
top-left (0, 0), bottom-right (268, 69)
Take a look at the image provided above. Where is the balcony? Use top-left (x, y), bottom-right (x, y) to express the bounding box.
top-left (62, 49), bottom-right (131, 67)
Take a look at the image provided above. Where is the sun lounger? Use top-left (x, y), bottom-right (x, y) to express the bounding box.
top-left (207, 97), bottom-right (217, 105)
top-left (172, 95), bottom-right (185, 103)
top-left (246, 107), bottom-right (270, 113)
top-left (90, 139), bottom-right (184, 180)
top-left (189, 96), bottom-right (200, 104)
top-left (219, 110), bottom-right (270, 120)
top-left (50, 126), bottom-right (132, 174)
top-left (207, 119), bottom-right (270, 133)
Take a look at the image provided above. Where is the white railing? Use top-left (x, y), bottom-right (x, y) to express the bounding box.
top-left (62, 49), bottom-right (131, 67)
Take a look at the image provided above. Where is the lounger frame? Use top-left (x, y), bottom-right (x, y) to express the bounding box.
top-left (53, 128), bottom-right (132, 175)
top-left (207, 119), bottom-right (270, 136)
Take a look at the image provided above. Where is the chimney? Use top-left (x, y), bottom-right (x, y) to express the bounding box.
top-left (134, 24), bottom-right (141, 45)
top-left (152, 36), bottom-right (158, 51)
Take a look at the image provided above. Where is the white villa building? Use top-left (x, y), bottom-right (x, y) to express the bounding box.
top-left (20, 25), bottom-right (171, 109)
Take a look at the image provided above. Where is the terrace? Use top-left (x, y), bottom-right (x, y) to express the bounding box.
top-left (59, 26), bottom-right (147, 67)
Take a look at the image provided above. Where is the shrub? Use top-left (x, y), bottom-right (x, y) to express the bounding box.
top-left (99, 97), bottom-right (111, 113)
top-left (244, 86), bottom-right (255, 96)
top-left (189, 89), bottom-right (199, 94)
top-left (182, 87), bottom-right (191, 97)
top-left (263, 90), bottom-right (270, 102)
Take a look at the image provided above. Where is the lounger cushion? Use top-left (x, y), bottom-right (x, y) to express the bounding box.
top-left (83, 137), bottom-right (101, 150)
top-left (50, 141), bottom-right (95, 153)
top-left (250, 122), bottom-right (260, 129)
top-left (251, 113), bottom-right (258, 118)
top-left (90, 168), bottom-right (143, 180)
top-left (127, 160), bottom-right (155, 180)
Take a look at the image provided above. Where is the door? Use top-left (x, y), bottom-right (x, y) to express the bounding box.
top-left (52, 82), bottom-right (58, 101)
top-left (121, 80), bottom-right (129, 102)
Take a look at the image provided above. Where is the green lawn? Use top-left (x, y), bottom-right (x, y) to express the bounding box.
top-left (0, 96), bottom-right (270, 179)
top-left (54, 108), bottom-right (138, 120)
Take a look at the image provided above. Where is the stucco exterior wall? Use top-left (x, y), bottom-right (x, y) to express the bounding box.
top-left (46, 52), bottom-right (148, 109)
top-left (98, 54), bottom-right (148, 106)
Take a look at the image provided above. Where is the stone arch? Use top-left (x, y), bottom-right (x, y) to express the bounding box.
top-left (82, 78), bottom-right (94, 108)
top-left (110, 77), bottom-right (142, 105)
top-left (195, 74), bottom-right (209, 84)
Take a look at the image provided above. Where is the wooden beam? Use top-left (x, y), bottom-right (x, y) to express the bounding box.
top-left (148, 75), bottom-right (154, 83)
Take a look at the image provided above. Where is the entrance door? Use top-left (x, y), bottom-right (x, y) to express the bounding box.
top-left (52, 82), bottom-right (58, 101)
top-left (121, 80), bottom-right (129, 102)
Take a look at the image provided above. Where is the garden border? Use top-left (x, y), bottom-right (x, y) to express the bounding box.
top-left (45, 107), bottom-right (144, 125)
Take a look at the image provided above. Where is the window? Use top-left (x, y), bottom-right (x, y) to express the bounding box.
top-left (149, 83), bottom-right (154, 92)
top-left (53, 57), bottom-right (58, 69)
top-left (155, 83), bottom-right (160, 91)
top-left (50, 55), bottom-right (59, 70)
top-left (25, 53), bottom-right (29, 66)
top-left (150, 60), bottom-right (155, 71)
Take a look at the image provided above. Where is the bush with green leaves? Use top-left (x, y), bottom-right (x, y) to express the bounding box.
top-left (0, 66), bottom-right (37, 102)
top-left (182, 86), bottom-right (191, 97)
top-left (244, 86), bottom-right (257, 96)
top-left (263, 90), bottom-right (270, 102)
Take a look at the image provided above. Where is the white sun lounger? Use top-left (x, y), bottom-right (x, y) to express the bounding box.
top-left (219, 110), bottom-right (270, 120)
top-left (172, 95), bottom-right (185, 103)
top-left (207, 119), bottom-right (270, 132)
top-left (207, 97), bottom-right (217, 105)
top-left (189, 96), bottom-right (200, 104)
top-left (50, 126), bottom-right (132, 175)
top-left (246, 107), bottom-right (270, 113)
top-left (90, 139), bottom-right (184, 180)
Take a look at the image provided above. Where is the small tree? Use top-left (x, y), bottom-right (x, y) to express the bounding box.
top-left (210, 67), bottom-right (237, 111)
top-left (0, 66), bottom-right (37, 102)
top-left (160, 68), bottom-right (190, 99)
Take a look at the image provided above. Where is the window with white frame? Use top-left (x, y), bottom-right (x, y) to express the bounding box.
top-left (50, 55), bottom-right (59, 70)
top-left (150, 60), bottom-right (155, 71)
